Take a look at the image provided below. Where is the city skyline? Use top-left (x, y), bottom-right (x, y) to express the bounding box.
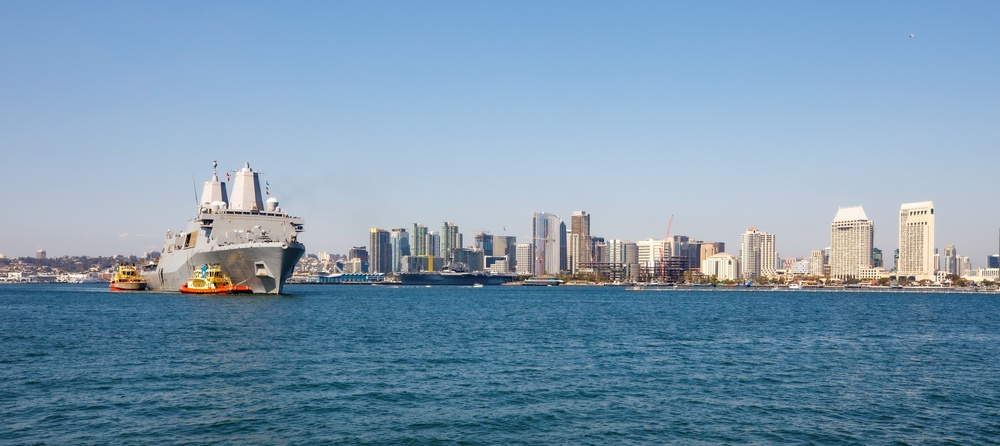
top-left (2, 2), bottom-right (999, 263)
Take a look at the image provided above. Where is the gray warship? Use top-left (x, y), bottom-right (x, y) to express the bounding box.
top-left (141, 161), bottom-right (305, 294)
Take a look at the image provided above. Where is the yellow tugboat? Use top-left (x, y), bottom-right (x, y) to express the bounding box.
top-left (180, 264), bottom-right (253, 295)
top-left (109, 264), bottom-right (147, 291)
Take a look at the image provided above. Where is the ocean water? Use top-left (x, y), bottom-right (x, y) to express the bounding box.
top-left (2, 284), bottom-right (1000, 445)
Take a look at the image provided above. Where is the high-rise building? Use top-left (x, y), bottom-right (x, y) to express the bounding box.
top-left (958, 256), bottom-right (972, 276)
top-left (440, 222), bottom-right (461, 262)
top-left (830, 206), bottom-right (874, 280)
top-left (636, 238), bottom-right (666, 269)
top-left (515, 243), bottom-right (534, 275)
top-left (369, 228), bottom-right (391, 274)
top-left (988, 255), bottom-right (999, 269)
top-left (740, 228), bottom-right (776, 280)
top-left (475, 232), bottom-right (494, 255)
top-left (428, 232), bottom-right (441, 257)
top-left (809, 250), bottom-right (825, 276)
top-left (607, 239), bottom-right (640, 279)
top-left (35, 250), bottom-right (46, 260)
top-left (532, 212), bottom-right (565, 275)
top-left (873, 248), bottom-right (883, 268)
top-left (897, 201), bottom-right (935, 281)
top-left (410, 224), bottom-right (428, 257)
top-left (389, 228), bottom-right (410, 273)
top-left (944, 245), bottom-right (958, 275)
top-left (570, 211), bottom-right (592, 274)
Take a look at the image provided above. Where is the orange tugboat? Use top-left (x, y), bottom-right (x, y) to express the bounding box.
top-left (179, 264), bottom-right (252, 295)
top-left (110, 264), bottom-right (147, 291)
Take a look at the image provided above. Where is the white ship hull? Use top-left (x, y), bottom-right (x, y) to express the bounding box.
top-left (142, 242), bottom-right (304, 294)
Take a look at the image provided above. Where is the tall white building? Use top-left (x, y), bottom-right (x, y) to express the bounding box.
top-left (636, 238), bottom-right (666, 269)
top-left (740, 228), bottom-right (776, 280)
top-left (898, 201), bottom-right (935, 281)
top-left (515, 243), bottom-right (534, 275)
top-left (809, 250), bottom-right (825, 276)
top-left (830, 206), bottom-right (874, 280)
top-left (702, 253), bottom-right (741, 281)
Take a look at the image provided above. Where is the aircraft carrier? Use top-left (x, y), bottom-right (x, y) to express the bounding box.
top-left (140, 162), bottom-right (305, 294)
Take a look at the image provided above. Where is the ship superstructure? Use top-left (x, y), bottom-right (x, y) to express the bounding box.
top-left (141, 162), bottom-right (305, 294)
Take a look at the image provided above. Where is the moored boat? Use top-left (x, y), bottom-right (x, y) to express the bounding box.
top-left (110, 264), bottom-right (147, 291)
top-left (180, 264), bottom-right (253, 294)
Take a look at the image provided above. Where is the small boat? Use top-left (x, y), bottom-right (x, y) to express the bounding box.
top-left (110, 264), bottom-right (147, 291)
top-left (472, 283), bottom-right (484, 288)
top-left (179, 264), bottom-right (253, 294)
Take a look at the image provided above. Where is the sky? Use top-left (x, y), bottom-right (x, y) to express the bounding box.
top-left (2, 1), bottom-right (999, 267)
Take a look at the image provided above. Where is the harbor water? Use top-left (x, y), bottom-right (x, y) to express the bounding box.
top-left (2, 284), bottom-right (999, 444)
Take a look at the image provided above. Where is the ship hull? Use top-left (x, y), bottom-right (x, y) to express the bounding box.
top-left (397, 272), bottom-right (515, 286)
top-left (142, 242), bottom-right (304, 295)
top-left (110, 282), bottom-right (147, 291)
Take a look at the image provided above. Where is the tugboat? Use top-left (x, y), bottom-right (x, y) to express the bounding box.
top-left (109, 264), bottom-right (147, 291)
top-left (179, 264), bottom-right (253, 295)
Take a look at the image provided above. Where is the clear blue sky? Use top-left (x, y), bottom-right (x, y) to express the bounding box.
top-left (2, 1), bottom-right (999, 266)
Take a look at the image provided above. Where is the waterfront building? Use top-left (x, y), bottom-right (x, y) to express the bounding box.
top-left (809, 250), bottom-right (825, 276)
top-left (740, 228), bottom-right (776, 280)
top-left (830, 206), bottom-right (874, 280)
top-left (944, 245), bottom-right (958, 275)
top-left (532, 212), bottom-right (565, 275)
top-left (515, 243), bottom-right (534, 275)
top-left (410, 224), bottom-right (428, 257)
top-left (897, 201), bottom-right (935, 281)
top-left (702, 253), bottom-right (740, 281)
top-left (389, 228), bottom-right (410, 273)
top-left (369, 228), bottom-right (392, 274)
top-left (789, 259), bottom-right (810, 275)
top-left (859, 267), bottom-right (889, 281)
top-left (570, 211), bottom-right (593, 274)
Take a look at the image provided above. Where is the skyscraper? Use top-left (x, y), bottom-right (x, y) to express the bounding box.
top-left (389, 228), bottom-right (410, 273)
top-left (570, 211), bottom-right (592, 274)
top-left (830, 206), bottom-right (874, 280)
top-left (740, 228), bottom-right (776, 281)
top-left (944, 245), bottom-right (958, 275)
top-left (532, 212), bottom-right (565, 275)
top-left (369, 228), bottom-right (391, 274)
top-left (897, 201), bottom-right (935, 281)
top-left (440, 222), bottom-right (460, 262)
top-left (410, 223), bottom-right (428, 257)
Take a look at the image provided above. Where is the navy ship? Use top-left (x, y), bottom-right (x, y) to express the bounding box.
top-left (397, 270), bottom-right (516, 286)
top-left (141, 162), bottom-right (305, 294)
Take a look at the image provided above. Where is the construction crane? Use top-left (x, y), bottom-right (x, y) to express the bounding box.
top-left (658, 214), bottom-right (674, 280)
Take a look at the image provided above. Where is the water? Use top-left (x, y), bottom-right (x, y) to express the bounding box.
top-left (2, 284), bottom-right (1000, 445)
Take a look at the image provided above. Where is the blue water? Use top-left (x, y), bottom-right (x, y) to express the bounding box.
top-left (2, 284), bottom-right (1000, 445)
